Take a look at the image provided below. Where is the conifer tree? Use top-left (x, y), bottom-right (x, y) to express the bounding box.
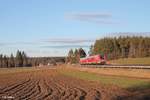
top-left (3, 55), bottom-right (8, 67)
top-left (15, 50), bottom-right (23, 67)
top-left (22, 51), bottom-right (28, 66)
top-left (9, 53), bottom-right (15, 67)
top-left (78, 48), bottom-right (86, 58)
top-left (0, 54), bottom-right (3, 68)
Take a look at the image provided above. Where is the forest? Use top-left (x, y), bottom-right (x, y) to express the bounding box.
top-left (66, 36), bottom-right (150, 63)
top-left (0, 50), bottom-right (65, 68)
top-left (91, 36), bottom-right (150, 60)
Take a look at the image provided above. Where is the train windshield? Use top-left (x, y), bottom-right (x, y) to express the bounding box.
top-left (100, 56), bottom-right (104, 59)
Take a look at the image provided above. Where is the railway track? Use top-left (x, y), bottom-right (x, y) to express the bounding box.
top-left (80, 64), bottom-right (150, 69)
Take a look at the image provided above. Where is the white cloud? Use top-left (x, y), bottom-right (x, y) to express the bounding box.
top-left (65, 12), bottom-right (117, 24)
top-left (41, 45), bottom-right (90, 49)
top-left (43, 38), bottom-right (95, 44)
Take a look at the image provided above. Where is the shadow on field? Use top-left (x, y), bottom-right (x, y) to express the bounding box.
top-left (116, 83), bottom-right (150, 100)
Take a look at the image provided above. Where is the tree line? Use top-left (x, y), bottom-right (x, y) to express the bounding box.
top-left (91, 36), bottom-right (150, 60)
top-left (0, 50), bottom-right (29, 68)
top-left (0, 50), bottom-right (65, 68)
top-left (1, 36), bottom-right (150, 67)
top-left (66, 48), bottom-right (86, 64)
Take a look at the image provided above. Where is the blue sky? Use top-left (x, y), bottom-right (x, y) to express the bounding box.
top-left (0, 0), bottom-right (150, 57)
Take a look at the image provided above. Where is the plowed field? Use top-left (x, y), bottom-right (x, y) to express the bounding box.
top-left (0, 68), bottom-right (149, 100)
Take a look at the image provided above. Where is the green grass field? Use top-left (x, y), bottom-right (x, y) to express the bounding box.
top-left (59, 68), bottom-right (150, 90)
top-left (110, 57), bottom-right (150, 65)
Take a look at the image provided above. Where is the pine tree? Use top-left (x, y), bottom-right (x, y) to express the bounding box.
top-left (112, 38), bottom-right (120, 59)
top-left (88, 45), bottom-right (94, 56)
top-left (9, 53), bottom-right (15, 67)
top-left (15, 50), bottom-right (23, 67)
top-left (0, 54), bottom-right (3, 68)
top-left (22, 51), bottom-right (28, 66)
top-left (68, 49), bottom-right (74, 57)
top-left (78, 48), bottom-right (86, 58)
top-left (3, 55), bottom-right (8, 67)
top-left (74, 49), bottom-right (79, 63)
top-left (67, 49), bottom-right (74, 63)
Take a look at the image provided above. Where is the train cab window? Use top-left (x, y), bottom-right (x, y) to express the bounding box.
top-left (100, 56), bottom-right (104, 59)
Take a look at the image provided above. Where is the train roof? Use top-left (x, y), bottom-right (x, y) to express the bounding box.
top-left (80, 54), bottom-right (101, 60)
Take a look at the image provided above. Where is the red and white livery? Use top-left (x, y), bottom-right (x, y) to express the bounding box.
top-left (79, 54), bottom-right (107, 65)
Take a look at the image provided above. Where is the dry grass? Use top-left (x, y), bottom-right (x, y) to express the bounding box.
top-left (64, 65), bottom-right (150, 79)
top-left (58, 66), bottom-right (150, 88)
top-left (110, 57), bottom-right (150, 65)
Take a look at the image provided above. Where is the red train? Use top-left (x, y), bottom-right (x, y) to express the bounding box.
top-left (79, 54), bottom-right (107, 65)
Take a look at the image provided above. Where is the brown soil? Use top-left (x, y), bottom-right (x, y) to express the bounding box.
top-left (0, 68), bottom-right (149, 100)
